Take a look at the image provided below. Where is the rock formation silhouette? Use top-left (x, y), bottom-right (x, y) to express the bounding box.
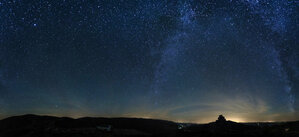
top-left (216, 115), bottom-right (226, 123)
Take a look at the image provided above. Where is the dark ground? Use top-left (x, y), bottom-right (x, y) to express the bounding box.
top-left (0, 114), bottom-right (298, 137)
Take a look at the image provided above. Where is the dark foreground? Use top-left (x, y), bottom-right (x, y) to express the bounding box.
top-left (0, 114), bottom-right (298, 137)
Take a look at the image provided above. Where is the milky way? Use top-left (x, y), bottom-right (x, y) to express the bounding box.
top-left (0, 0), bottom-right (298, 123)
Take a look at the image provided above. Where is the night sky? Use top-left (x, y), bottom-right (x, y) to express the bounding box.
top-left (0, 0), bottom-right (298, 123)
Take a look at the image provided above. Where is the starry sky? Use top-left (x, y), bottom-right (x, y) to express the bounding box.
top-left (0, 0), bottom-right (298, 123)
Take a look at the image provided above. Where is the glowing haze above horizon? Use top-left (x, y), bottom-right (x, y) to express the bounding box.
top-left (0, 0), bottom-right (298, 123)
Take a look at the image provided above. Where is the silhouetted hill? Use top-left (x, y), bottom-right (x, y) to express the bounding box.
top-left (179, 116), bottom-right (299, 137)
top-left (0, 114), bottom-right (298, 137)
top-left (0, 114), bottom-right (177, 137)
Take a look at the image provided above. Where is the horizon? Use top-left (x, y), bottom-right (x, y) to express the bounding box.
top-left (1, 113), bottom-right (299, 124)
top-left (0, 0), bottom-right (298, 123)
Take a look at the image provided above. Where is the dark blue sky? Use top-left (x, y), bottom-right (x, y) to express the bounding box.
top-left (0, 0), bottom-right (298, 123)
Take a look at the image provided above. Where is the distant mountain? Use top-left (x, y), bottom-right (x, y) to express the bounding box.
top-left (0, 114), bottom-right (177, 137)
top-left (0, 114), bottom-right (298, 137)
